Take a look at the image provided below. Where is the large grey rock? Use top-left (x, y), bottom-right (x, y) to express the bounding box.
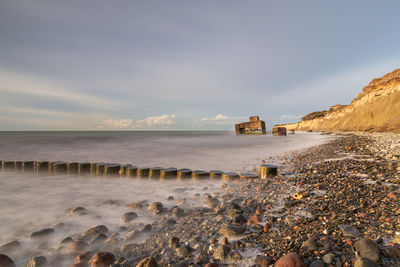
top-left (354, 239), bottom-right (380, 263)
top-left (354, 257), bottom-right (379, 267)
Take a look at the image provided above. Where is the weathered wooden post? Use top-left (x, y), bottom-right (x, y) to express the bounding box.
top-left (68, 162), bottom-right (79, 175)
top-left (240, 173), bottom-right (258, 180)
top-left (259, 164), bottom-right (278, 178)
top-left (78, 163), bottom-right (92, 175)
top-left (192, 170), bottom-right (209, 180)
top-left (15, 161), bottom-right (23, 171)
top-left (222, 172), bottom-right (240, 181)
top-left (53, 162), bottom-right (68, 173)
top-left (104, 164), bottom-right (121, 176)
top-left (137, 167), bottom-right (150, 178)
top-left (119, 164), bottom-right (132, 176)
top-left (96, 163), bottom-right (107, 176)
top-left (22, 161), bottom-right (35, 172)
top-left (160, 167), bottom-right (177, 180)
top-left (177, 168), bottom-right (192, 180)
top-left (209, 170), bottom-right (224, 179)
top-left (149, 167), bottom-right (163, 179)
top-left (36, 161), bottom-right (50, 173)
top-left (2, 161), bottom-right (15, 170)
top-left (125, 166), bottom-right (138, 177)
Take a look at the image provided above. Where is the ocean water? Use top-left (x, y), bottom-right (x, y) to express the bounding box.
top-left (0, 131), bottom-right (331, 265)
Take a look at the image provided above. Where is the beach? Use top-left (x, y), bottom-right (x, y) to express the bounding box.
top-left (0, 132), bottom-right (399, 266)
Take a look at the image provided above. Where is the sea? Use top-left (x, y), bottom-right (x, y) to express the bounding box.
top-left (0, 131), bottom-right (331, 265)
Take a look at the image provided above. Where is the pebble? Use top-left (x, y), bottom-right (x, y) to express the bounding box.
top-left (136, 257), bottom-right (160, 267)
top-left (255, 255), bottom-right (272, 267)
top-left (338, 224), bottom-right (361, 237)
top-left (219, 223), bottom-right (245, 238)
top-left (353, 257), bottom-right (379, 267)
top-left (30, 228), bottom-right (55, 239)
top-left (309, 260), bottom-right (325, 267)
top-left (88, 252), bottom-right (115, 267)
top-left (322, 252), bottom-right (335, 264)
top-left (148, 202), bottom-right (164, 214)
top-left (213, 245), bottom-right (230, 261)
top-left (274, 253), bottom-right (305, 267)
top-left (122, 212), bottom-right (138, 223)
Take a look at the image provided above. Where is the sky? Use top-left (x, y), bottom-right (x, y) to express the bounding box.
top-left (0, 0), bottom-right (400, 131)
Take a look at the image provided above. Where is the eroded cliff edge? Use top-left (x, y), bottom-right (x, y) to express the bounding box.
top-left (279, 68), bottom-right (400, 133)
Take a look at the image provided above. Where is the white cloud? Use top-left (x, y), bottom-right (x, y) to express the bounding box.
top-left (136, 114), bottom-right (176, 127)
top-left (97, 118), bottom-right (134, 129)
top-left (95, 114), bottom-right (176, 129)
top-left (200, 114), bottom-right (228, 121)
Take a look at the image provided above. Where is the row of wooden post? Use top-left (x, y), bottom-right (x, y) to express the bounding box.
top-left (0, 160), bottom-right (277, 181)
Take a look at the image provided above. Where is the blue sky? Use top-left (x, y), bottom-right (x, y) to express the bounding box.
top-left (1, 0), bottom-right (399, 130)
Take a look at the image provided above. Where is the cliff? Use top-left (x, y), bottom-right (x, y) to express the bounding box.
top-left (279, 68), bottom-right (400, 133)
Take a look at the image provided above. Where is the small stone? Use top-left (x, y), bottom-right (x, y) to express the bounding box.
top-left (354, 239), bottom-right (380, 263)
top-left (230, 251), bottom-right (243, 261)
top-left (354, 257), bottom-right (379, 267)
top-left (338, 224), bottom-right (361, 237)
top-left (148, 202), bottom-right (163, 214)
top-left (176, 245), bottom-right (191, 259)
top-left (31, 228), bottom-right (54, 239)
top-left (274, 253), bottom-right (305, 267)
top-left (382, 245), bottom-right (400, 258)
top-left (0, 254), bottom-right (15, 267)
top-left (232, 214), bottom-right (247, 224)
top-left (213, 245), bottom-right (230, 261)
top-left (393, 235), bottom-right (400, 244)
top-left (136, 256), bottom-right (159, 267)
top-left (60, 237), bottom-right (74, 245)
top-left (263, 223), bottom-right (271, 233)
top-left (170, 206), bottom-right (184, 217)
top-left (88, 252), bottom-right (115, 267)
top-left (69, 207), bottom-right (87, 215)
top-left (301, 238), bottom-right (317, 251)
top-left (122, 212), bottom-right (138, 223)
top-left (75, 251), bottom-right (92, 264)
top-left (81, 225), bottom-right (108, 239)
top-left (247, 215), bottom-right (260, 224)
top-left (322, 252), bottom-right (335, 264)
top-left (204, 263), bottom-right (219, 267)
top-left (126, 202), bottom-right (143, 209)
top-left (205, 195), bottom-right (220, 209)
top-left (387, 192), bottom-right (398, 200)
top-left (169, 236), bottom-right (180, 248)
top-left (26, 256), bottom-right (47, 267)
top-left (255, 255), bottom-right (272, 267)
top-left (65, 240), bottom-right (89, 254)
top-left (220, 237), bottom-right (228, 246)
top-left (219, 223), bottom-right (245, 238)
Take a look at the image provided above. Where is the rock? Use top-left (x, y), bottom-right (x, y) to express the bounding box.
top-left (393, 235), bottom-right (400, 244)
top-left (0, 241), bottom-right (21, 253)
top-left (263, 223), bottom-right (271, 233)
top-left (81, 225), bottom-right (108, 239)
top-left (247, 215), bottom-right (260, 225)
top-left (121, 212), bottom-right (138, 223)
top-left (125, 230), bottom-right (140, 240)
top-left (65, 240), bottom-right (89, 254)
top-left (0, 254), bottom-right (15, 267)
top-left (354, 239), bottom-right (380, 263)
top-left (91, 234), bottom-right (107, 246)
top-left (309, 260), bottom-right (325, 267)
top-left (140, 224), bottom-right (152, 232)
top-left (205, 195), bottom-right (220, 209)
top-left (382, 245), bottom-right (400, 258)
top-left (75, 251), bottom-right (92, 264)
top-left (26, 256), bottom-right (47, 267)
top-left (169, 237), bottom-right (180, 248)
top-left (60, 237), bottom-right (74, 245)
top-left (354, 257), bottom-right (379, 267)
top-left (31, 228), bottom-right (55, 239)
top-left (69, 207), bottom-right (87, 215)
top-left (387, 192), bottom-right (398, 200)
top-left (274, 253), bottom-right (305, 267)
top-left (255, 255), bottom-right (272, 267)
top-left (148, 202), bottom-right (163, 214)
top-left (338, 224), bottom-right (361, 237)
top-left (126, 202), bottom-right (143, 209)
top-left (204, 263), bottom-right (219, 267)
top-left (136, 257), bottom-right (159, 267)
top-left (301, 238), bottom-right (317, 251)
top-left (213, 245), bottom-right (230, 261)
top-left (88, 252), bottom-right (115, 267)
top-left (176, 246), bottom-right (191, 259)
top-left (219, 223), bottom-right (245, 238)
top-left (232, 214), bottom-right (247, 224)
top-left (230, 251), bottom-right (243, 261)
top-left (220, 237), bottom-right (228, 246)
top-left (170, 206), bottom-right (184, 217)
top-left (322, 252), bottom-right (334, 264)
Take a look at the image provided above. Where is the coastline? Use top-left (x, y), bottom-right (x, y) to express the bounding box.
top-left (0, 132), bottom-right (399, 266)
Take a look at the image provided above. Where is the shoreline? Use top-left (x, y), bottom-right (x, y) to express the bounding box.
top-left (0, 132), bottom-right (399, 266)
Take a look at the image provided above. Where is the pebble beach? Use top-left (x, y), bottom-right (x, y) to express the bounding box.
top-left (1, 132), bottom-right (400, 267)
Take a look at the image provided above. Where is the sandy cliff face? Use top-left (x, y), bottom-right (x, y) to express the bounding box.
top-left (281, 68), bottom-right (400, 133)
